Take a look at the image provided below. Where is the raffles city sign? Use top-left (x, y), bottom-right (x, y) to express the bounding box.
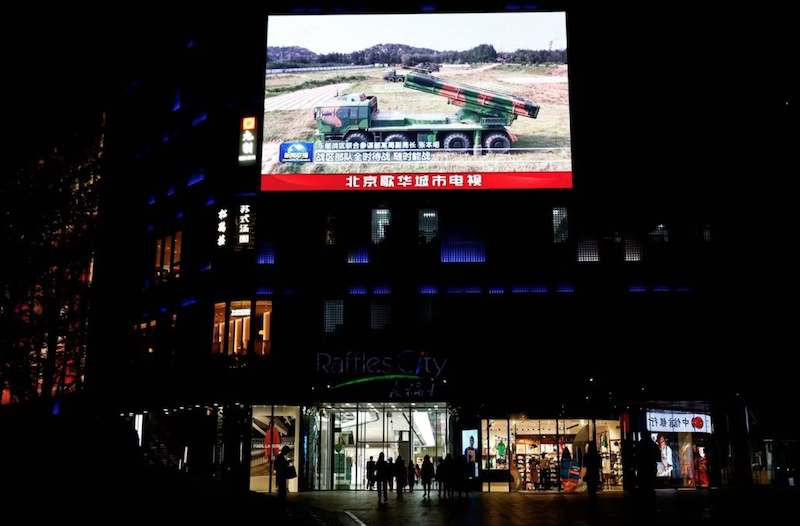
top-left (316, 350), bottom-right (447, 398)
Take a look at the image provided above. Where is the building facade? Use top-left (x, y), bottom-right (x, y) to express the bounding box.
top-left (90, 4), bottom-right (769, 495)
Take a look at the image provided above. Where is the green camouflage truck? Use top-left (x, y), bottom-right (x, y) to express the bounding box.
top-left (313, 71), bottom-right (540, 155)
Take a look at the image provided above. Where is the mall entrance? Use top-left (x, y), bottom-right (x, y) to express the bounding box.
top-left (313, 402), bottom-right (451, 490)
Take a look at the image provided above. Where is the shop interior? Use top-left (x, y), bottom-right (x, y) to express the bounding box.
top-left (481, 417), bottom-right (623, 492)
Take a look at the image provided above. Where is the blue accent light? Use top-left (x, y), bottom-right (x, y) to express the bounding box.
top-left (180, 298), bottom-right (196, 307)
top-left (511, 286), bottom-right (529, 293)
top-left (349, 286), bottom-right (368, 295)
top-left (238, 192), bottom-right (257, 197)
top-left (192, 112), bottom-right (207, 126)
top-left (489, 287), bottom-right (505, 294)
top-left (373, 286), bottom-right (391, 295)
top-left (176, 211), bottom-right (183, 219)
top-left (628, 285), bottom-right (647, 292)
top-left (160, 306), bottom-right (168, 313)
top-left (447, 286), bottom-right (482, 294)
top-left (420, 5), bottom-right (436, 11)
top-left (419, 285), bottom-right (438, 295)
top-left (676, 286), bottom-right (692, 292)
top-left (257, 242), bottom-right (275, 264)
top-left (186, 40), bottom-right (193, 48)
top-left (256, 287), bottom-right (273, 296)
top-left (148, 195), bottom-right (156, 205)
top-left (653, 286), bottom-right (671, 292)
top-left (187, 170), bottom-right (204, 186)
top-left (282, 289), bottom-right (295, 295)
top-left (146, 225), bottom-right (153, 232)
top-left (162, 134), bottom-right (170, 143)
top-left (347, 248), bottom-right (370, 264)
top-left (532, 286), bottom-right (549, 293)
top-left (144, 278), bottom-right (150, 288)
top-left (167, 187), bottom-right (175, 196)
top-left (206, 197), bottom-right (215, 206)
top-left (441, 236), bottom-right (485, 263)
top-left (200, 263), bottom-right (211, 272)
top-left (52, 399), bottom-right (60, 415)
top-left (125, 80), bottom-right (139, 91)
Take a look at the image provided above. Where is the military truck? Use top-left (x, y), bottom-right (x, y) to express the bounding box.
top-left (382, 69), bottom-right (406, 82)
top-left (313, 71), bottom-right (540, 154)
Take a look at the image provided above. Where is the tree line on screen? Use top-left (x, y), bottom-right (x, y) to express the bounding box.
top-left (267, 43), bottom-right (567, 70)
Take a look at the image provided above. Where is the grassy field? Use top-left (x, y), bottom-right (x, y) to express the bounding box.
top-left (264, 64), bottom-right (571, 174)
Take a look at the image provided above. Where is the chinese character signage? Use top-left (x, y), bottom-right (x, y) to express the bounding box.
top-left (239, 117), bottom-right (257, 165)
top-left (646, 410), bottom-right (712, 434)
top-left (235, 203), bottom-right (254, 249)
top-left (217, 208), bottom-right (229, 247)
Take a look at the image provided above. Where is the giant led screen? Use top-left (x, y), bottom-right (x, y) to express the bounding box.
top-left (262, 10), bottom-right (572, 191)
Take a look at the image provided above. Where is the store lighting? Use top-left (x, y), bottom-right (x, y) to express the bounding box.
top-left (413, 411), bottom-right (436, 447)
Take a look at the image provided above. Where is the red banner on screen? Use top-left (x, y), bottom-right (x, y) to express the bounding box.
top-left (261, 171), bottom-right (572, 191)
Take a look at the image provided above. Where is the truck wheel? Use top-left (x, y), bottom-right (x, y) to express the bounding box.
top-left (345, 131), bottom-right (371, 147)
top-left (383, 133), bottom-right (410, 148)
top-left (483, 133), bottom-right (511, 154)
top-left (443, 132), bottom-right (471, 154)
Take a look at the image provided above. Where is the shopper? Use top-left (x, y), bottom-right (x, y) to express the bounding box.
top-left (366, 455), bottom-right (376, 490)
top-left (394, 455), bottom-right (407, 497)
top-left (275, 445), bottom-right (291, 502)
top-left (583, 441), bottom-right (601, 499)
top-left (375, 452), bottom-right (389, 503)
top-left (421, 454), bottom-right (435, 498)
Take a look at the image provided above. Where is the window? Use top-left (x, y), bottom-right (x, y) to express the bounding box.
top-left (418, 209), bottom-right (439, 244)
top-left (370, 300), bottom-right (391, 330)
top-left (212, 303), bottom-right (226, 354)
top-left (324, 215), bottom-right (337, 246)
top-left (228, 301), bottom-right (252, 356)
top-left (649, 224), bottom-right (669, 242)
top-left (577, 237), bottom-right (599, 262)
top-left (255, 301), bottom-right (273, 356)
top-left (553, 207), bottom-right (569, 243)
top-left (135, 320), bottom-right (157, 356)
top-left (624, 235), bottom-right (642, 262)
top-left (372, 209), bottom-right (391, 244)
top-left (155, 231), bottom-right (182, 282)
top-left (324, 300), bottom-right (344, 333)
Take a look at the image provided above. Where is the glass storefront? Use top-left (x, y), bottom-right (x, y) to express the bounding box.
top-left (249, 402), bottom-right (451, 492)
top-left (479, 417), bottom-right (623, 492)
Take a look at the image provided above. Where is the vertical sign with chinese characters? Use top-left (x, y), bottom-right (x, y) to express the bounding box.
top-left (235, 204), bottom-right (255, 250)
top-left (238, 117), bottom-right (257, 165)
top-left (217, 208), bottom-right (229, 247)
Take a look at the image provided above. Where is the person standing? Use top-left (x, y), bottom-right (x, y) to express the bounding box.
top-left (583, 441), bottom-right (601, 499)
top-left (366, 456), bottom-right (376, 490)
top-left (421, 454), bottom-right (434, 498)
top-left (394, 455), bottom-right (407, 497)
top-left (375, 452), bottom-right (389, 503)
top-left (407, 458), bottom-right (417, 492)
top-left (275, 445), bottom-right (291, 502)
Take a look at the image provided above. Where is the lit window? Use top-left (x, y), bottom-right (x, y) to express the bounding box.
top-left (372, 209), bottom-right (391, 244)
top-left (577, 237), bottom-right (599, 262)
top-left (624, 235), bottom-right (642, 262)
top-left (418, 209), bottom-right (439, 243)
top-left (255, 301), bottom-right (273, 356)
top-left (324, 215), bottom-right (336, 246)
top-left (154, 231), bottom-right (182, 282)
top-left (212, 303), bottom-right (226, 354)
top-left (228, 301), bottom-right (252, 356)
top-left (324, 300), bottom-right (344, 333)
top-left (649, 224), bottom-right (669, 242)
top-left (553, 207), bottom-right (568, 243)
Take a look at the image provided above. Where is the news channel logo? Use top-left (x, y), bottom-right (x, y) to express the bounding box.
top-left (279, 142), bottom-right (314, 163)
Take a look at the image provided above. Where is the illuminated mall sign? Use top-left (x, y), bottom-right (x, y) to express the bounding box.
top-left (317, 350), bottom-right (447, 399)
top-left (317, 350), bottom-right (446, 378)
top-left (646, 410), bottom-right (713, 434)
top-left (239, 116), bottom-right (257, 165)
top-left (216, 208), bottom-right (229, 247)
